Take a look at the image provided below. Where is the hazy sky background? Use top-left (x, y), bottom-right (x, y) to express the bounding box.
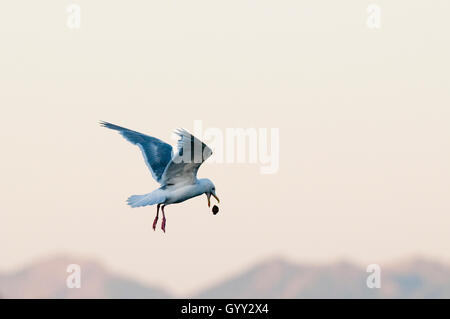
top-left (1, 1), bottom-right (449, 294)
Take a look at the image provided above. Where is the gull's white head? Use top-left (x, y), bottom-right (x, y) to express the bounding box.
top-left (199, 178), bottom-right (220, 207)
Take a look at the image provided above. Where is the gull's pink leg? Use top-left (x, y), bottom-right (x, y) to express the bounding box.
top-left (153, 204), bottom-right (160, 231)
top-left (161, 205), bottom-right (167, 233)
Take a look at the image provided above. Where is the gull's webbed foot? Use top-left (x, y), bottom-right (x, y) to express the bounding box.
top-left (152, 216), bottom-right (158, 231)
top-left (161, 217), bottom-right (166, 233)
top-left (161, 205), bottom-right (166, 233)
top-left (153, 204), bottom-right (160, 231)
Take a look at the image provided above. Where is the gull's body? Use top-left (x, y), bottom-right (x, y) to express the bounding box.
top-left (163, 182), bottom-right (210, 204)
top-left (101, 121), bottom-right (220, 232)
top-left (128, 179), bottom-right (214, 206)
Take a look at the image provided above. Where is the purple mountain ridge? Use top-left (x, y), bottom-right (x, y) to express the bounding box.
top-left (1, 255), bottom-right (450, 298)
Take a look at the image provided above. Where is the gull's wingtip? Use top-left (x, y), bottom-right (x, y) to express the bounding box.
top-left (99, 121), bottom-right (119, 130)
top-left (174, 127), bottom-right (190, 136)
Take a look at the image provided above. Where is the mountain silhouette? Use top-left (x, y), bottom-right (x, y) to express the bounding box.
top-left (0, 255), bottom-right (169, 298)
top-left (1, 255), bottom-right (450, 298)
top-left (196, 257), bottom-right (450, 298)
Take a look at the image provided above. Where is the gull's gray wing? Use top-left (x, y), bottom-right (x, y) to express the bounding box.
top-left (160, 129), bottom-right (212, 186)
top-left (100, 121), bottom-right (173, 183)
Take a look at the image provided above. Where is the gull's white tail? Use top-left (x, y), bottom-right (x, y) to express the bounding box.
top-left (127, 189), bottom-right (166, 208)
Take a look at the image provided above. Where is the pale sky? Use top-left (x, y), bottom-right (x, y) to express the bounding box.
top-left (1, 1), bottom-right (450, 295)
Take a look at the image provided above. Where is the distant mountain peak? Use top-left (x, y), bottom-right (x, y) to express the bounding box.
top-left (2, 255), bottom-right (450, 298)
top-left (0, 254), bottom-right (170, 299)
top-left (196, 257), bottom-right (450, 299)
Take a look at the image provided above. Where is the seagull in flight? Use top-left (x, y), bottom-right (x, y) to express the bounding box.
top-left (100, 121), bottom-right (220, 233)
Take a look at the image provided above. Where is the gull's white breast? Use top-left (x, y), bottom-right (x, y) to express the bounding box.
top-left (164, 183), bottom-right (204, 205)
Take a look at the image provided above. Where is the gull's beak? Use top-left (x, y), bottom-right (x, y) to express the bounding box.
top-left (207, 193), bottom-right (211, 207)
top-left (212, 193), bottom-right (220, 204)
